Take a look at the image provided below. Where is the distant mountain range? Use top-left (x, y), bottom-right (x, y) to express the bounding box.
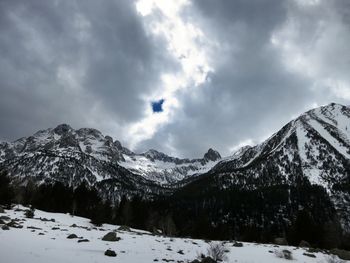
top-left (1, 102), bottom-right (350, 235)
top-left (0, 123), bottom-right (221, 184)
top-left (0, 121), bottom-right (221, 201)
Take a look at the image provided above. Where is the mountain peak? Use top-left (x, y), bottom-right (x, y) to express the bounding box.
top-left (204, 148), bottom-right (221, 161)
top-left (307, 102), bottom-right (346, 115)
top-left (142, 149), bottom-right (169, 160)
top-left (53, 124), bottom-right (73, 135)
top-left (76, 128), bottom-right (103, 138)
top-left (326, 102), bottom-right (343, 108)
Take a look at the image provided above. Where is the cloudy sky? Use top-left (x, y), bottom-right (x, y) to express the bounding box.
top-left (0, 0), bottom-right (350, 158)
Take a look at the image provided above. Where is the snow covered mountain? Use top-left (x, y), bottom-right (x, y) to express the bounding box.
top-left (0, 123), bottom-right (221, 200)
top-left (215, 102), bottom-right (350, 183)
top-left (177, 102), bottom-right (350, 232)
top-left (120, 148), bottom-right (220, 184)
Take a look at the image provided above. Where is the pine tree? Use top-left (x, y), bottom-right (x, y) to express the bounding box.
top-left (0, 170), bottom-right (14, 206)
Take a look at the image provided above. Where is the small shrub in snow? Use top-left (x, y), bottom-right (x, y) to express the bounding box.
top-left (274, 237), bottom-right (288, 245)
top-left (274, 249), bottom-right (293, 260)
top-left (232, 241), bottom-right (243, 247)
top-left (25, 208), bottom-right (35, 218)
top-left (206, 241), bottom-right (228, 262)
top-left (299, 240), bottom-right (311, 248)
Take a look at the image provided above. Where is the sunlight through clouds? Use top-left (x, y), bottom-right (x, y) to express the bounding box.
top-left (126, 0), bottom-right (213, 150)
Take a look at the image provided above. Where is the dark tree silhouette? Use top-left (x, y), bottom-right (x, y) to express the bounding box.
top-left (0, 170), bottom-right (14, 205)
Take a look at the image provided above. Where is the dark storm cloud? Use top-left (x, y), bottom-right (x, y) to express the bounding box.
top-left (139, 0), bottom-right (350, 158)
top-left (0, 0), bottom-right (177, 141)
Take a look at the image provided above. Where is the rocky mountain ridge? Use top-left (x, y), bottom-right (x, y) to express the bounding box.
top-left (0, 123), bottom-right (222, 199)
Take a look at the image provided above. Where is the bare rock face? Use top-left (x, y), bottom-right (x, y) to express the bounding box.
top-left (113, 140), bottom-right (123, 150)
top-left (53, 124), bottom-right (72, 135)
top-left (203, 148), bottom-right (221, 162)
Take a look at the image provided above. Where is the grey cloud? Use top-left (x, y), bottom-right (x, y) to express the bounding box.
top-left (0, 0), bottom-right (177, 141)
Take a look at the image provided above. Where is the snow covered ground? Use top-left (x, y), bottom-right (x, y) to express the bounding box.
top-left (0, 206), bottom-right (342, 263)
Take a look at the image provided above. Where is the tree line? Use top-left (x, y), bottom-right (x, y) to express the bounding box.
top-left (0, 170), bottom-right (176, 234)
top-left (0, 170), bottom-right (349, 250)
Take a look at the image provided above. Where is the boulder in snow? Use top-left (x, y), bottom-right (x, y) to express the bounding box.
top-left (104, 249), bottom-right (117, 257)
top-left (102, 232), bottom-right (120, 242)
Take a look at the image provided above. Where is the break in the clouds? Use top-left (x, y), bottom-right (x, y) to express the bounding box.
top-left (0, 0), bottom-right (350, 158)
top-left (152, 99), bottom-right (165, 113)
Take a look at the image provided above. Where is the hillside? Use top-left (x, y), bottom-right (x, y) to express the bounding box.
top-left (0, 205), bottom-right (340, 263)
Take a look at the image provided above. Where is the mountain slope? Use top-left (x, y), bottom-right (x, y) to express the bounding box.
top-left (215, 103), bottom-right (350, 186)
top-left (171, 103), bottom-right (350, 235)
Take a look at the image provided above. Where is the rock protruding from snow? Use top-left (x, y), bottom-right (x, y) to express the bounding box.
top-left (102, 232), bottom-right (120, 242)
top-left (203, 148), bottom-right (221, 161)
top-left (104, 249), bottom-right (117, 257)
top-left (53, 124), bottom-right (73, 135)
